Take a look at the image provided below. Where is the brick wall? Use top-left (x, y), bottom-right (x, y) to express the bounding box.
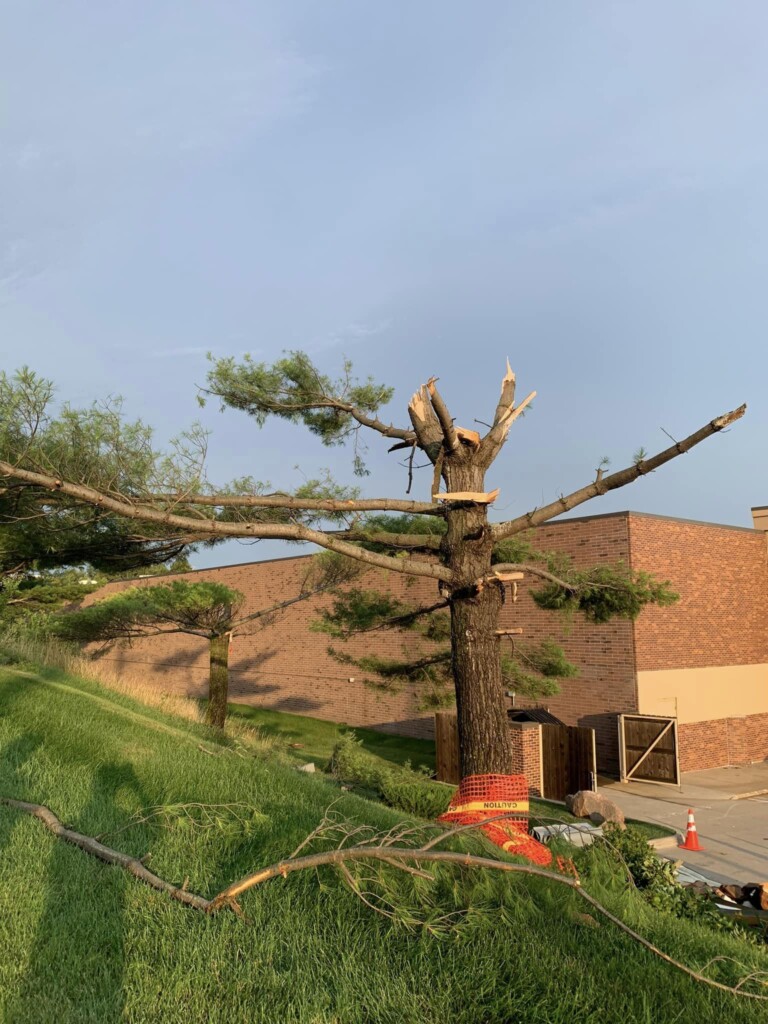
top-left (509, 722), bottom-right (542, 796)
top-left (85, 510), bottom-right (768, 776)
top-left (86, 514), bottom-right (641, 768)
top-left (678, 712), bottom-right (768, 772)
top-left (629, 514), bottom-right (768, 772)
top-left (90, 558), bottom-right (445, 739)
top-left (629, 514), bottom-right (768, 671)
top-left (509, 514), bottom-right (636, 772)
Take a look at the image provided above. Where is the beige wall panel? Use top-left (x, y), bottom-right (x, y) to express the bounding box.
top-left (637, 665), bottom-right (768, 723)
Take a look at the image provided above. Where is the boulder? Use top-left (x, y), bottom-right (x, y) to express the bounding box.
top-left (566, 791), bottom-right (625, 827)
top-left (297, 762), bottom-right (316, 773)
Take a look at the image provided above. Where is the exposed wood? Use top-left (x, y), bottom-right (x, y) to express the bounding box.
top-left (495, 628), bottom-right (523, 635)
top-left (477, 562), bottom-right (579, 591)
top-left (492, 358), bottom-right (516, 427)
top-left (0, 796), bottom-right (212, 911)
top-left (493, 403), bottom-right (748, 541)
top-left (407, 385), bottom-right (444, 458)
top-left (478, 362), bottom-right (535, 463)
top-left (433, 489), bottom-right (500, 504)
top-left (455, 427), bottom-right (481, 449)
top-left (499, 391), bottom-right (536, 431)
top-left (408, 385), bottom-right (429, 424)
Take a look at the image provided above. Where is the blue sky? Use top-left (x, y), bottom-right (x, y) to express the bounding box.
top-left (2, 2), bottom-right (767, 567)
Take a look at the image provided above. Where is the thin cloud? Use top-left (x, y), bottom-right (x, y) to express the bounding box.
top-left (149, 347), bottom-right (210, 359)
top-left (308, 319), bottom-right (393, 354)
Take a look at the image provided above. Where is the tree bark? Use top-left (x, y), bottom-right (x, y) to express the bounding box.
top-left (443, 463), bottom-right (513, 776)
top-left (206, 634), bottom-right (229, 729)
top-left (450, 586), bottom-right (512, 775)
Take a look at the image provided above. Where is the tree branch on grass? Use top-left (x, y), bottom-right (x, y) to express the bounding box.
top-left (0, 796), bottom-right (211, 912)
top-left (4, 796), bottom-right (765, 1000)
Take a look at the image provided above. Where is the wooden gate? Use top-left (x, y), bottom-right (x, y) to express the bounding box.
top-left (540, 724), bottom-right (596, 801)
top-left (619, 714), bottom-right (679, 785)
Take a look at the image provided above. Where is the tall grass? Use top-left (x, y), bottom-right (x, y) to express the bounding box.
top-left (0, 628), bottom-right (274, 753)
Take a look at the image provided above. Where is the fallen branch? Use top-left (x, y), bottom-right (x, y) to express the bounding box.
top-left (3, 796), bottom-right (765, 1001)
top-left (0, 797), bottom-right (211, 912)
top-left (208, 845), bottom-right (576, 910)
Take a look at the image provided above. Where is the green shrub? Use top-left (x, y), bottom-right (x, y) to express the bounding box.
top-left (602, 824), bottom-right (756, 939)
top-left (328, 733), bottom-right (392, 790)
top-left (380, 776), bottom-right (453, 819)
top-left (329, 733), bottom-right (454, 819)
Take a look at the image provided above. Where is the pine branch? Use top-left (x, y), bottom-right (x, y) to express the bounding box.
top-left (0, 461), bottom-right (452, 583)
top-left (328, 529), bottom-right (442, 551)
top-left (493, 404), bottom-right (747, 540)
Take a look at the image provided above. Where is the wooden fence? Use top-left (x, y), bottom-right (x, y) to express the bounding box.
top-left (435, 712), bottom-right (596, 799)
top-left (434, 711), bottom-right (461, 784)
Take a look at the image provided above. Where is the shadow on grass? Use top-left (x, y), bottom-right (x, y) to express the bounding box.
top-left (0, 740), bottom-right (152, 1024)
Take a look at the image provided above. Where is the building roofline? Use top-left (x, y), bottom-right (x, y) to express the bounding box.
top-left (114, 509), bottom-right (760, 581)
top-left (539, 509), bottom-right (759, 534)
top-left (115, 551), bottom-right (315, 583)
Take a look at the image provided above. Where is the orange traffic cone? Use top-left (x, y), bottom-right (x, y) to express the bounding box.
top-left (678, 808), bottom-right (704, 851)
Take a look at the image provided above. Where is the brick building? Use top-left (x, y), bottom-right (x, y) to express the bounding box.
top-left (90, 508), bottom-right (768, 778)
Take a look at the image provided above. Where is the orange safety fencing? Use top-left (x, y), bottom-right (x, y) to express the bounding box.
top-left (437, 773), bottom-right (553, 867)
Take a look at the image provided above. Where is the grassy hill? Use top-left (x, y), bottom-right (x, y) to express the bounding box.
top-left (0, 663), bottom-right (766, 1024)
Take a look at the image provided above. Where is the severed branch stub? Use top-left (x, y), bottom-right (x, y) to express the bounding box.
top-left (433, 489), bottom-right (500, 504)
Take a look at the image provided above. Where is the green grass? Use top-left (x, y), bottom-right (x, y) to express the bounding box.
top-left (228, 702), bottom-right (436, 770)
top-left (229, 702), bottom-right (673, 840)
top-left (0, 665), bottom-right (766, 1023)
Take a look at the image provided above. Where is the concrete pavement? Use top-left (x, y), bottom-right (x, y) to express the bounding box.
top-left (599, 763), bottom-right (768, 884)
